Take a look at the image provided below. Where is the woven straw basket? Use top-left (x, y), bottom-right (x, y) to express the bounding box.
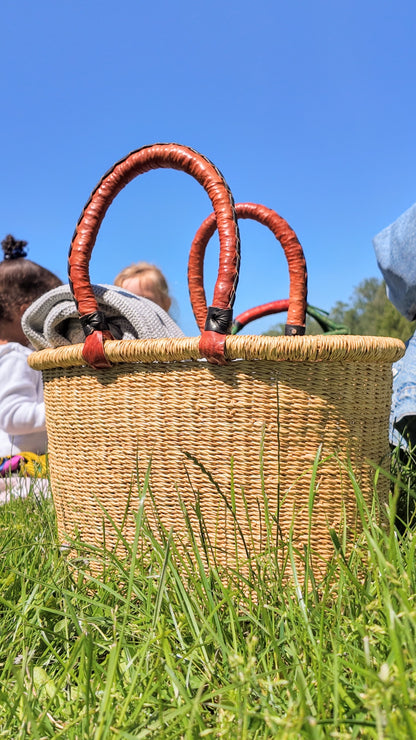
top-left (29, 144), bottom-right (404, 579)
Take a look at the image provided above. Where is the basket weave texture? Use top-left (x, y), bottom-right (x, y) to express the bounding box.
top-left (30, 334), bottom-right (404, 576)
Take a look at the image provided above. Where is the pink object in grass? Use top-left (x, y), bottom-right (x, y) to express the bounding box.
top-left (0, 455), bottom-right (24, 476)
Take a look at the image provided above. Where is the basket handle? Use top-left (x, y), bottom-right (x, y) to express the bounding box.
top-left (232, 299), bottom-right (290, 333)
top-left (188, 202), bottom-right (307, 335)
top-left (68, 143), bottom-right (241, 368)
top-left (232, 302), bottom-right (350, 335)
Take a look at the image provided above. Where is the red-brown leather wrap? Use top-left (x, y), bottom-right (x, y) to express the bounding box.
top-left (198, 331), bottom-right (229, 366)
top-left (67, 143), bottom-right (240, 367)
top-left (82, 331), bottom-right (114, 368)
top-left (235, 299), bottom-right (290, 330)
top-left (188, 202), bottom-right (307, 334)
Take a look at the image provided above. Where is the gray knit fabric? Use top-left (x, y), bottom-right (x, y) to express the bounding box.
top-left (22, 284), bottom-right (184, 350)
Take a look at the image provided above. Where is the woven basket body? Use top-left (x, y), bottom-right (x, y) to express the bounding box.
top-left (33, 146), bottom-right (404, 579)
top-left (30, 334), bottom-right (403, 577)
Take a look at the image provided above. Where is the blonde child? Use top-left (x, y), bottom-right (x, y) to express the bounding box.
top-left (114, 262), bottom-right (172, 313)
top-left (0, 234), bottom-right (62, 497)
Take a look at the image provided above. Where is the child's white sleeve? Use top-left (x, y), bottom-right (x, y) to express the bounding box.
top-left (0, 348), bottom-right (46, 435)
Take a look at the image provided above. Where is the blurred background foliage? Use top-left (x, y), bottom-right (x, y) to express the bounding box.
top-left (264, 278), bottom-right (416, 341)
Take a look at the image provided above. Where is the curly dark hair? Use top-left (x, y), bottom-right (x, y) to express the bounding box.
top-left (1, 234), bottom-right (28, 260)
top-left (0, 235), bottom-right (62, 322)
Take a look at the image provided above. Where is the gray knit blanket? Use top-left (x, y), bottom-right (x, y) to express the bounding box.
top-left (22, 284), bottom-right (184, 350)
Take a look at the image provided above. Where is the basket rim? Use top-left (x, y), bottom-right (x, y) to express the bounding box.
top-left (28, 334), bottom-right (405, 371)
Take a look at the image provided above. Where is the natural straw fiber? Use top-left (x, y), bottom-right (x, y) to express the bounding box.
top-left (29, 334), bottom-right (404, 577)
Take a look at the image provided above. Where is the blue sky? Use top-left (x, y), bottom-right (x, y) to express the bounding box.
top-left (2, 0), bottom-right (416, 335)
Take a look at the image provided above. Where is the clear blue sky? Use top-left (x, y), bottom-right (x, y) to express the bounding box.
top-left (2, 0), bottom-right (416, 335)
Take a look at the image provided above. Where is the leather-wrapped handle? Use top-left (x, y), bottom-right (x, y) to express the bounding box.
top-left (232, 299), bottom-right (290, 333)
top-left (188, 202), bottom-right (307, 336)
top-left (233, 302), bottom-right (351, 335)
top-left (68, 143), bottom-right (241, 367)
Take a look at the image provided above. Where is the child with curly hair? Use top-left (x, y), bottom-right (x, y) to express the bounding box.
top-left (0, 234), bottom-right (62, 499)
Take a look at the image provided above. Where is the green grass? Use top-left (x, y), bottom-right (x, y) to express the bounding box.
top-left (1, 459), bottom-right (416, 739)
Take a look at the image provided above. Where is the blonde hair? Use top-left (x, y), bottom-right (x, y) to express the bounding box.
top-left (114, 262), bottom-right (171, 312)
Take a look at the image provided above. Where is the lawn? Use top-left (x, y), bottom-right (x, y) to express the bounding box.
top-left (0, 454), bottom-right (416, 739)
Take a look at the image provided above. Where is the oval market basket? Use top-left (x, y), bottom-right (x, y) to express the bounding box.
top-left (29, 147), bottom-right (405, 580)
